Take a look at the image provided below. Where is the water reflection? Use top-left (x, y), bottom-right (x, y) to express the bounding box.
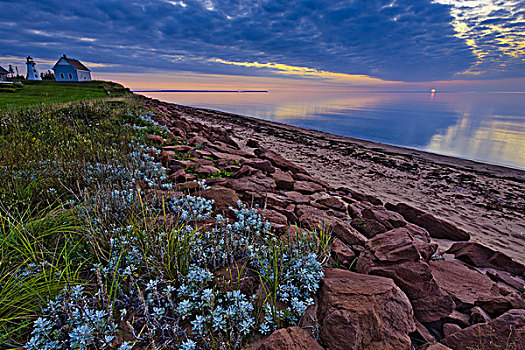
top-left (141, 90), bottom-right (525, 170)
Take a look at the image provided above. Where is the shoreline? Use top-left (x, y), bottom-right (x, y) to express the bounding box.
top-left (145, 96), bottom-right (525, 264)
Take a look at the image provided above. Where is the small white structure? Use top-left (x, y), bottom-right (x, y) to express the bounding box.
top-left (52, 54), bottom-right (91, 82)
top-left (0, 66), bottom-right (8, 81)
top-left (26, 56), bottom-right (41, 80)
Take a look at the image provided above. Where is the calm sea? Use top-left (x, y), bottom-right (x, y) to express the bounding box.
top-left (139, 90), bottom-right (525, 170)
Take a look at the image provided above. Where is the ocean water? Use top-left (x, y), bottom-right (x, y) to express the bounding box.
top-left (139, 90), bottom-right (525, 170)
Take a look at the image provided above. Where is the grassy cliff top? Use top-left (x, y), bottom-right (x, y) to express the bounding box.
top-left (0, 80), bottom-right (130, 111)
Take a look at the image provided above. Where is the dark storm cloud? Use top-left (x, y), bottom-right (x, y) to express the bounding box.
top-left (0, 0), bottom-right (517, 81)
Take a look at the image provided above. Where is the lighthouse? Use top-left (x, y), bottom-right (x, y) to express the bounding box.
top-left (26, 56), bottom-right (41, 80)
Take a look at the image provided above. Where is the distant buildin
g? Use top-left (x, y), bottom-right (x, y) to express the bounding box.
top-left (52, 54), bottom-right (91, 82)
top-left (0, 66), bottom-right (8, 81)
top-left (26, 56), bottom-right (41, 80)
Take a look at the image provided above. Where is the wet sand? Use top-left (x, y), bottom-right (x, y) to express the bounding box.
top-left (152, 100), bottom-right (525, 264)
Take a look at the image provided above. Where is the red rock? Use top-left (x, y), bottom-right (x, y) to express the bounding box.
top-left (194, 165), bottom-right (219, 176)
top-left (385, 202), bottom-right (470, 241)
top-left (441, 310), bottom-right (471, 328)
top-left (227, 175), bottom-right (276, 193)
top-left (210, 150), bottom-right (247, 163)
top-left (333, 221), bottom-right (367, 246)
top-left (293, 181), bottom-right (324, 194)
top-left (442, 323), bottom-right (462, 337)
top-left (420, 343), bottom-right (453, 350)
top-left (187, 135), bottom-right (209, 147)
top-left (363, 227), bottom-right (421, 263)
top-left (486, 269), bottom-right (525, 293)
top-left (358, 260), bottom-right (455, 322)
top-left (361, 206), bottom-right (406, 230)
top-left (347, 188), bottom-right (382, 205)
top-left (292, 172), bottom-right (328, 187)
top-left (244, 159), bottom-right (275, 173)
top-left (174, 181), bottom-right (202, 192)
top-left (271, 171), bottom-right (295, 191)
top-left (331, 238), bottom-right (356, 267)
top-left (262, 209), bottom-right (288, 226)
top-left (264, 192), bottom-right (290, 209)
top-left (316, 196), bottom-right (347, 211)
top-left (163, 145), bottom-right (193, 152)
top-left (193, 149), bottom-right (213, 158)
top-left (232, 165), bottom-right (261, 179)
top-left (404, 224), bottom-right (437, 261)
top-left (413, 320), bottom-right (437, 345)
top-left (441, 309), bottom-right (525, 350)
top-left (318, 269), bottom-right (415, 350)
top-left (474, 295), bottom-right (525, 318)
top-left (351, 216), bottom-right (388, 238)
top-left (447, 242), bottom-right (525, 276)
top-left (470, 306), bottom-right (491, 324)
top-left (168, 169), bottom-right (187, 182)
top-left (258, 148), bottom-right (307, 174)
top-left (195, 186), bottom-right (240, 214)
top-left (250, 326), bottom-right (323, 350)
top-left (146, 134), bottom-right (164, 143)
top-left (295, 205), bottom-right (330, 228)
top-left (159, 150), bottom-right (177, 164)
top-left (282, 191), bottom-right (310, 204)
top-left (429, 260), bottom-right (499, 309)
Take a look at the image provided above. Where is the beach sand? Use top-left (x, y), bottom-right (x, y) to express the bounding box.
top-left (153, 100), bottom-right (525, 264)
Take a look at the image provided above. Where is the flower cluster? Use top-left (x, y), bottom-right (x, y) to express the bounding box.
top-left (25, 285), bottom-right (118, 350)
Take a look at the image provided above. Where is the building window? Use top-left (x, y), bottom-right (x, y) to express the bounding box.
top-left (60, 73), bottom-right (64, 79)
top-left (68, 73), bottom-right (73, 79)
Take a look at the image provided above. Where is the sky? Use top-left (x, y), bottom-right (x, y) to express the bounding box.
top-left (1, 0), bottom-right (524, 90)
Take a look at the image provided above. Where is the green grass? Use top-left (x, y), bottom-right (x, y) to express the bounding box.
top-left (0, 80), bottom-right (130, 111)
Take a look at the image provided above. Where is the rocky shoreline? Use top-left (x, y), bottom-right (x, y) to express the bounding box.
top-left (141, 96), bottom-right (525, 349)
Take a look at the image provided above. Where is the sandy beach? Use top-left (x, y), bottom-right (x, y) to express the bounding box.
top-left (150, 99), bottom-right (525, 264)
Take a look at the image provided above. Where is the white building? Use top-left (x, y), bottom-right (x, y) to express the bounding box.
top-left (52, 54), bottom-right (91, 82)
top-left (26, 56), bottom-right (41, 80)
top-left (0, 66), bottom-right (8, 81)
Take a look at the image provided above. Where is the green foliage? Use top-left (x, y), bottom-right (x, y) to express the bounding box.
top-left (0, 80), bottom-right (130, 111)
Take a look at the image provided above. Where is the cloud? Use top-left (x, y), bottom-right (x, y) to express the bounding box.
top-left (0, 0), bottom-right (521, 81)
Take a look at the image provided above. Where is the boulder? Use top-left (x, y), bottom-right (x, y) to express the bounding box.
top-left (420, 343), bottom-right (453, 350)
top-left (331, 238), bottom-right (356, 267)
top-left (333, 221), bottom-right (368, 246)
top-left (385, 202), bottom-right (470, 241)
top-left (195, 186), bottom-right (240, 214)
top-left (250, 326), bottom-right (323, 350)
top-left (271, 170), bottom-right (295, 191)
top-left (281, 191), bottom-right (310, 204)
top-left (363, 228), bottom-right (422, 264)
top-left (357, 259), bottom-right (455, 322)
top-left (244, 159), bottom-right (275, 174)
top-left (429, 260), bottom-right (499, 309)
top-left (318, 269), bottom-right (415, 350)
top-left (193, 165), bottom-right (219, 176)
top-left (441, 309), bottom-right (525, 350)
top-left (227, 175), bottom-right (276, 194)
top-left (447, 242), bottom-right (525, 276)
top-left (316, 196), bottom-right (347, 211)
top-left (258, 148), bottom-right (307, 174)
top-left (361, 206), bottom-right (406, 231)
top-left (470, 306), bottom-right (491, 324)
top-left (146, 134), bottom-right (164, 143)
top-left (294, 181), bottom-right (324, 194)
top-left (442, 323), bottom-right (462, 338)
top-left (474, 295), bottom-right (525, 318)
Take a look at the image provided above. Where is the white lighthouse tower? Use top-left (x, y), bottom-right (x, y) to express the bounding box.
top-left (26, 56), bottom-right (41, 80)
